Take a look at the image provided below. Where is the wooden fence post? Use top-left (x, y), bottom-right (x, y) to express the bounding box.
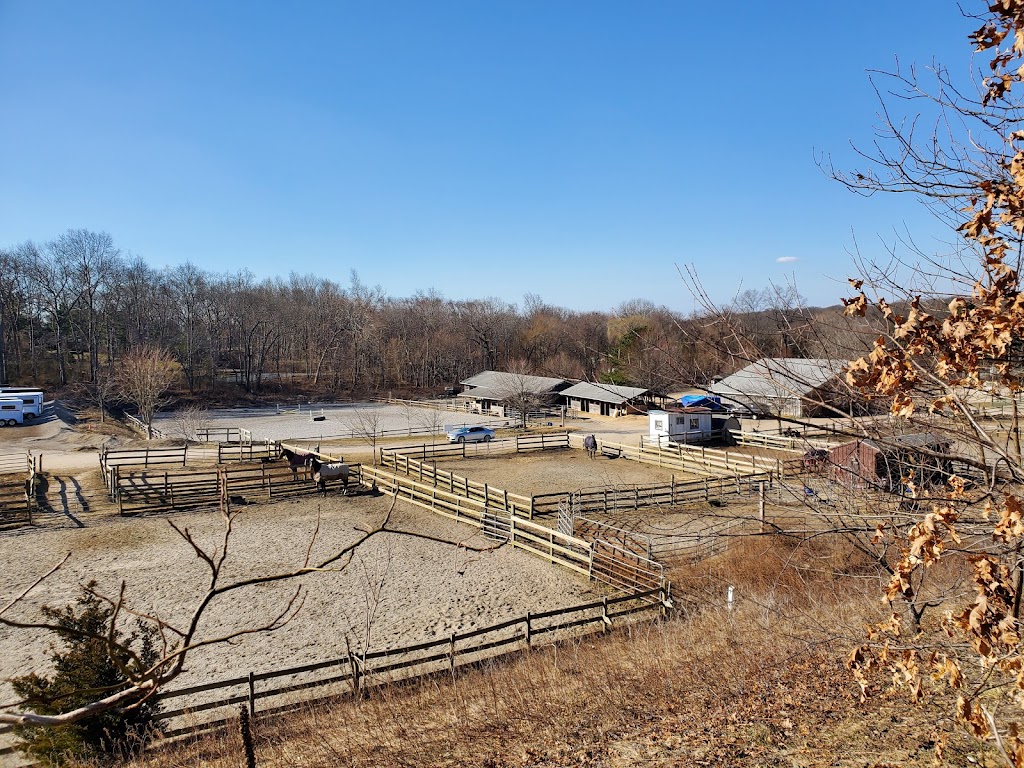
top-left (448, 633), bottom-right (456, 674)
top-left (525, 612), bottom-right (532, 649)
top-left (248, 671), bottom-right (256, 718)
top-left (759, 482), bottom-right (765, 533)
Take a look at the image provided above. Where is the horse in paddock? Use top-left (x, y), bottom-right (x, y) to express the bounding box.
top-left (310, 456), bottom-right (350, 496)
top-left (280, 447), bottom-right (315, 481)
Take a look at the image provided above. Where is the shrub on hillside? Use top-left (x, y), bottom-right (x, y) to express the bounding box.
top-left (11, 582), bottom-right (160, 766)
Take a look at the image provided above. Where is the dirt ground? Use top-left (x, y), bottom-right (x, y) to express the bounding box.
top-left (0, 493), bottom-right (596, 710)
top-left (431, 449), bottom-right (701, 497)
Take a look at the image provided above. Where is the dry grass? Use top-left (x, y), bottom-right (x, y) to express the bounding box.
top-left (107, 534), bottom-right (993, 768)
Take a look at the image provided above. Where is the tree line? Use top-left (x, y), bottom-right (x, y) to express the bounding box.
top-left (0, 231), bottom-right (859, 398)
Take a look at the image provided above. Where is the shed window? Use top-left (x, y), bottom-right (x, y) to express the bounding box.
top-left (675, 416), bottom-right (685, 425)
top-left (689, 418), bottom-right (700, 430)
top-left (654, 419), bottom-right (665, 430)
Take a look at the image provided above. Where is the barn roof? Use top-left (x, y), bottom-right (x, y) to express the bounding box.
top-left (709, 358), bottom-right (846, 402)
top-left (559, 382), bottom-right (649, 405)
top-left (459, 370), bottom-right (569, 396)
top-left (863, 433), bottom-right (950, 452)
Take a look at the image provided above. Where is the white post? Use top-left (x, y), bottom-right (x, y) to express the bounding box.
top-left (727, 585), bottom-right (734, 611)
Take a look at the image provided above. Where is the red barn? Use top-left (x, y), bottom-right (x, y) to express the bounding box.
top-left (828, 433), bottom-right (952, 492)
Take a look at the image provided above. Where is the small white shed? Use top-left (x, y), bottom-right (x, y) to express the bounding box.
top-left (648, 409), bottom-right (713, 446)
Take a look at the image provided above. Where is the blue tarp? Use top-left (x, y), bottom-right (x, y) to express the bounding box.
top-left (679, 395), bottom-right (724, 410)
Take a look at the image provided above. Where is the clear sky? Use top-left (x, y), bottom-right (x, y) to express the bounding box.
top-left (0, 1), bottom-right (982, 313)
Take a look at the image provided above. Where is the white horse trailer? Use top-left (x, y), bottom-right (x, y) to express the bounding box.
top-left (0, 388), bottom-right (43, 419)
top-left (0, 398), bottom-right (25, 426)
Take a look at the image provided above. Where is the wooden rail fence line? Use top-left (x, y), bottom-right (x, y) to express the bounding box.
top-left (0, 583), bottom-right (672, 760)
top-left (380, 449), bottom-right (535, 518)
top-left (112, 462), bottom-right (337, 515)
top-left (138, 584), bottom-right (673, 742)
top-left (531, 472), bottom-right (771, 516)
top-left (383, 432), bottom-right (570, 462)
top-left (570, 434), bottom-right (791, 480)
top-left (101, 443), bottom-right (282, 490)
top-left (727, 429), bottom-right (837, 453)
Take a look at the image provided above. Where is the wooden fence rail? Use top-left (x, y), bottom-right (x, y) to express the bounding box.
top-left (0, 584), bottom-right (672, 758)
top-left (0, 450), bottom-right (38, 527)
top-left (195, 427), bottom-right (253, 443)
top-left (142, 584), bottom-right (671, 737)
top-left (384, 432), bottom-right (571, 462)
top-left (728, 430), bottom-right (837, 452)
top-left (124, 413), bottom-right (167, 439)
top-left (380, 450), bottom-right (535, 518)
top-left (531, 472), bottom-right (772, 516)
top-left (101, 443), bottom-right (282, 489)
top-left (571, 434), bottom-right (787, 479)
top-left (112, 461), bottom-right (334, 515)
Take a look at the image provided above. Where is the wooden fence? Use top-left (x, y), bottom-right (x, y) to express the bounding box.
top-left (379, 450), bottom-right (535, 518)
top-left (111, 461), bottom-right (333, 515)
top-left (101, 443), bottom-right (282, 490)
top-left (358, 463), bottom-right (605, 577)
top-left (124, 413), bottom-right (167, 439)
top-left (532, 472), bottom-right (771, 516)
top-left (0, 450), bottom-right (38, 527)
top-left (138, 583), bottom-right (672, 742)
top-left (195, 427), bottom-right (254, 443)
top-left (383, 432), bottom-right (571, 462)
top-left (647, 517), bottom-right (750, 562)
top-left (573, 435), bottom-right (793, 480)
top-left (728, 430), bottom-right (837, 452)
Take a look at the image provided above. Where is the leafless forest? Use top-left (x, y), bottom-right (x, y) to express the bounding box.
top-left (0, 232), bottom-right (872, 396)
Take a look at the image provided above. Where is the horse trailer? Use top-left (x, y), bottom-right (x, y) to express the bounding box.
top-left (0, 387), bottom-right (43, 419)
top-left (0, 398), bottom-right (25, 426)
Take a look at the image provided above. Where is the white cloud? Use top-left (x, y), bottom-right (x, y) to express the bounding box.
top-left (776, 256), bottom-right (799, 263)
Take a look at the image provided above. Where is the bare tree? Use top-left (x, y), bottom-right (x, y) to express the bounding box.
top-left (344, 405), bottom-right (386, 464)
top-left (491, 363), bottom-right (554, 429)
top-left (116, 345), bottom-right (177, 439)
top-left (173, 404), bottom-right (211, 442)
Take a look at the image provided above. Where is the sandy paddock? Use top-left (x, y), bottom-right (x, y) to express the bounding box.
top-left (150, 402), bottom-right (509, 443)
top-left (431, 448), bottom-right (704, 497)
top-left (0, 492), bottom-right (595, 709)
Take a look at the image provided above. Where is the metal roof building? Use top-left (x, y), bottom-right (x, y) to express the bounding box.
top-left (709, 358), bottom-right (849, 417)
top-left (560, 381), bottom-right (656, 417)
top-left (456, 371), bottom-right (571, 415)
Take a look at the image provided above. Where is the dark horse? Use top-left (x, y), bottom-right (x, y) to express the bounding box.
top-left (280, 447), bottom-right (315, 481)
top-left (309, 456), bottom-right (350, 496)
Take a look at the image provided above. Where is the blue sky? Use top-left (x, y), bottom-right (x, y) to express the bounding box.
top-left (0, 1), bottom-right (981, 313)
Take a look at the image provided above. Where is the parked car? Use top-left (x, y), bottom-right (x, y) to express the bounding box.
top-left (447, 425), bottom-right (495, 444)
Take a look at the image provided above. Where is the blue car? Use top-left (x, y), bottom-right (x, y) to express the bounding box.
top-left (447, 425), bottom-right (495, 443)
